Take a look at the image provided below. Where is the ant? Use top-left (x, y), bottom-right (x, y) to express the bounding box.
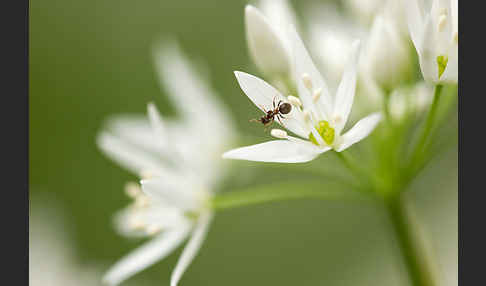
top-left (250, 97), bottom-right (292, 128)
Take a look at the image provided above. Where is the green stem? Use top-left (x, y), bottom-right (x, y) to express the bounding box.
top-left (407, 85), bottom-right (443, 175)
top-left (385, 195), bottom-right (437, 286)
top-left (210, 182), bottom-right (365, 211)
top-left (335, 152), bottom-right (372, 192)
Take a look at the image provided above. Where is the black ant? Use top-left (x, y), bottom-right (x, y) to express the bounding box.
top-left (250, 97), bottom-right (292, 128)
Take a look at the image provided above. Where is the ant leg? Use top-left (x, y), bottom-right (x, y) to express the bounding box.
top-left (258, 104), bottom-right (267, 113)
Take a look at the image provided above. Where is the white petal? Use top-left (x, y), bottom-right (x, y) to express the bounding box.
top-left (102, 226), bottom-right (191, 286)
top-left (245, 5), bottom-right (291, 77)
top-left (141, 178), bottom-right (200, 211)
top-left (337, 112), bottom-right (382, 152)
top-left (440, 43), bottom-right (458, 83)
top-left (222, 140), bottom-right (329, 163)
top-left (418, 15), bottom-right (439, 83)
top-left (289, 26), bottom-right (333, 120)
top-left (105, 116), bottom-right (166, 155)
top-left (406, 0), bottom-right (425, 51)
top-left (333, 40), bottom-right (360, 133)
top-left (147, 103), bottom-right (166, 143)
top-left (234, 71), bottom-right (308, 137)
top-left (170, 211), bottom-right (213, 286)
top-left (97, 131), bottom-right (169, 177)
top-left (153, 41), bottom-right (235, 151)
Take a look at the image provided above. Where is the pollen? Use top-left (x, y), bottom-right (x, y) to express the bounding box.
top-left (308, 120), bottom-right (335, 146)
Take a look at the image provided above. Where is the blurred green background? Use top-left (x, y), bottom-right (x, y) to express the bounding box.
top-left (30, 0), bottom-right (457, 285)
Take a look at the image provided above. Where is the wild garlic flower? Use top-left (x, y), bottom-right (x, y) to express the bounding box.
top-left (97, 43), bottom-right (234, 286)
top-left (361, 14), bottom-right (411, 91)
top-left (406, 0), bottom-right (458, 84)
top-left (245, 2), bottom-right (296, 80)
top-left (223, 29), bottom-right (381, 163)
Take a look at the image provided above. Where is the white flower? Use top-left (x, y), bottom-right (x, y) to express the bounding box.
top-left (361, 14), bottom-right (411, 90)
top-left (245, 1), bottom-right (295, 78)
top-left (97, 42), bottom-right (234, 286)
top-left (30, 199), bottom-right (109, 286)
top-left (406, 0), bottom-right (458, 84)
top-left (223, 29), bottom-right (381, 163)
top-left (388, 83), bottom-right (434, 121)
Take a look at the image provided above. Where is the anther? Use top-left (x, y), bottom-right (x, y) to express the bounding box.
top-left (145, 224), bottom-right (162, 235)
top-left (438, 14), bottom-right (447, 32)
top-left (303, 110), bottom-right (311, 123)
top-left (124, 182), bottom-right (141, 198)
top-left (312, 88), bottom-right (322, 103)
top-left (302, 73), bottom-right (313, 90)
top-left (271, 129), bottom-right (288, 139)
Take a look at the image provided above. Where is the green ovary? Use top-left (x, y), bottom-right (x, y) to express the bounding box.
top-left (437, 55), bottom-right (448, 78)
top-left (309, 120), bottom-right (335, 146)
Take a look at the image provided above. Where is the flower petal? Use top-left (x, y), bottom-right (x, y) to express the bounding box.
top-left (333, 39), bottom-right (360, 134)
top-left (102, 226), bottom-right (191, 286)
top-left (170, 211), bottom-right (213, 286)
top-left (141, 178), bottom-right (200, 211)
top-left (406, 0), bottom-right (425, 51)
top-left (245, 5), bottom-right (291, 77)
top-left (336, 112), bottom-right (382, 152)
top-left (97, 131), bottom-right (170, 177)
top-left (222, 140), bottom-right (329, 163)
top-left (289, 26), bottom-right (332, 120)
top-left (440, 42), bottom-right (457, 83)
top-left (153, 41), bottom-right (235, 150)
top-left (147, 102), bottom-right (167, 143)
top-left (417, 15), bottom-right (439, 83)
top-left (234, 71), bottom-right (308, 137)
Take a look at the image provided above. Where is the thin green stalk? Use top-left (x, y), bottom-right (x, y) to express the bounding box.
top-left (210, 182), bottom-right (365, 211)
top-left (407, 85), bottom-right (443, 175)
top-left (335, 151), bottom-right (372, 192)
top-left (385, 195), bottom-right (437, 286)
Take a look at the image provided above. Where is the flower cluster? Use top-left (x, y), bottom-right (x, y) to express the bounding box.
top-left (97, 0), bottom-right (458, 285)
top-left (98, 42), bottom-right (234, 286)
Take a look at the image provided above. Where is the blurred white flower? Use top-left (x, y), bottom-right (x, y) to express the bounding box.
top-left (388, 83), bottom-right (434, 121)
top-left (98, 42), bottom-right (235, 286)
top-left (245, 2), bottom-right (294, 79)
top-left (223, 29), bottom-right (381, 163)
top-left (306, 3), bottom-right (366, 90)
top-left (406, 0), bottom-right (458, 83)
top-left (30, 199), bottom-right (106, 286)
top-left (361, 14), bottom-right (411, 91)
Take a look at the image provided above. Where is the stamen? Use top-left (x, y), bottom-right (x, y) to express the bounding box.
top-left (129, 218), bottom-right (146, 230)
top-left (287, 95), bottom-right (302, 107)
top-left (312, 88), bottom-right (322, 103)
top-left (145, 224), bottom-right (162, 235)
top-left (302, 73), bottom-right (313, 90)
top-left (140, 169), bottom-right (155, 180)
top-left (124, 182), bottom-right (141, 198)
top-left (271, 129), bottom-right (288, 139)
top-left (135, 195), bottom-right (151, 208)
top-left (302, 110), bottom-right (311, 123)
top-left (438, 14), bottom-right (447, 32)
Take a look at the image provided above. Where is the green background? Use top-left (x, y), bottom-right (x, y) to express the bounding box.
top-left (30, 0), bottom-right (457, 285)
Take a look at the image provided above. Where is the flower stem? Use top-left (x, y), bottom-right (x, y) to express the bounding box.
top-left (385, 195), bottom-right (437, 286)
top-left (210, 182), bottom-right (365, 212)
top-left (407, 85), bottom-right (443, 175)
top-left (335, 152), bottom-right (372, 191)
